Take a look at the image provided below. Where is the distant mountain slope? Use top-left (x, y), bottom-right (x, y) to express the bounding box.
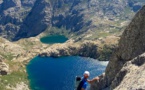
top-left (0, 0), bottom-right (144, 41)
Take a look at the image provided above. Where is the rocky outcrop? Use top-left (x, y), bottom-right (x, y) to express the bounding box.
top-left (39, 40), bottom-right (99, 59)
top-left (0, 56), bottom-right (9, 75)
top-left (90, 73), bottom-right (108, 90)
top-left (111, 53), bottom-right (145, 90)
top-left (90, 5), bottom-right (145, 90)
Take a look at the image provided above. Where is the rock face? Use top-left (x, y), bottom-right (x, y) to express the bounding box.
top-left (0, 0), bottom-right (36, 40)
top-left (90, 5), bottom-right (145, 90)
top-left (0, 0), bottom-right (145, 41)
top-left (112, 53), bottom-right (145, 90)
top-left (15, 0), bottom-right (52, 40)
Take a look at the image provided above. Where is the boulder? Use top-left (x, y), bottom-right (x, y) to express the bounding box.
top-left (0, 61), bottom-right (9, 75)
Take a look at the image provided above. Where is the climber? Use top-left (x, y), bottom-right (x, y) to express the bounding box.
top-left (76, 71), bottom-right (90, 90)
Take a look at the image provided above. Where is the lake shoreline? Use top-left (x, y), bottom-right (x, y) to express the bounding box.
top-left (39, 41), bottom-right (99, 59)
top-left (40, 35), bottom-right (68, 44)
top-left (26, 56), bottom-right (108, 90)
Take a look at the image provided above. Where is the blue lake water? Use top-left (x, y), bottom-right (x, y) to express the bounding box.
top-left (26, 56), bottom-right (108, 90)
top-left (40, 35), bottom-right (68, 44)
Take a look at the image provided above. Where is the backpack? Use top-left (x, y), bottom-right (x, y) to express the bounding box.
top-left (77, 77), bottom-right (85, 90)
top-left (75, 76), bottom-right (81, 90)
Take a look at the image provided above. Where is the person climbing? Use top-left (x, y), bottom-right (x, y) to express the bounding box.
top-left (76, 71), bottom-right (90, 90)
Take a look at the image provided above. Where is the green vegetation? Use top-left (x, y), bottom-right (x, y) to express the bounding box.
top-left (0, 71), bottom-right (28, 90)
top-left (0, 53), bottom-right (14, 61)
top-left (43, 27), bottom-right (73, 38)
top-left (0, 61), bottom-right (28, 90)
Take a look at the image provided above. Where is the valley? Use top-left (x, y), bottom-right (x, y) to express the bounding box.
top-left (0, 0), bottom-right (145, 90)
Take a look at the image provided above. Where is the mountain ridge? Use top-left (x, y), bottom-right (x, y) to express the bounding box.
top-left (0, 0), bottom-right (144, 41)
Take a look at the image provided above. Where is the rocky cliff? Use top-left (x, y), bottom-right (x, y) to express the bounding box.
top-left (90, 5), bottom-right (145, 90)
top-left (0, 0), bottom-right (144, 41)
top-left (39, 40), bottom-right (99, 58)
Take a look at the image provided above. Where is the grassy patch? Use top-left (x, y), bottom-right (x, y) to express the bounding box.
top-left (0, 67), bottom-right (28, 90)
top-left (0, 59), bottom-right (29, 90)
top-left (0, 53), bottom-right (14, 61)
top-left (43, 27), bottom-right (73, 38)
